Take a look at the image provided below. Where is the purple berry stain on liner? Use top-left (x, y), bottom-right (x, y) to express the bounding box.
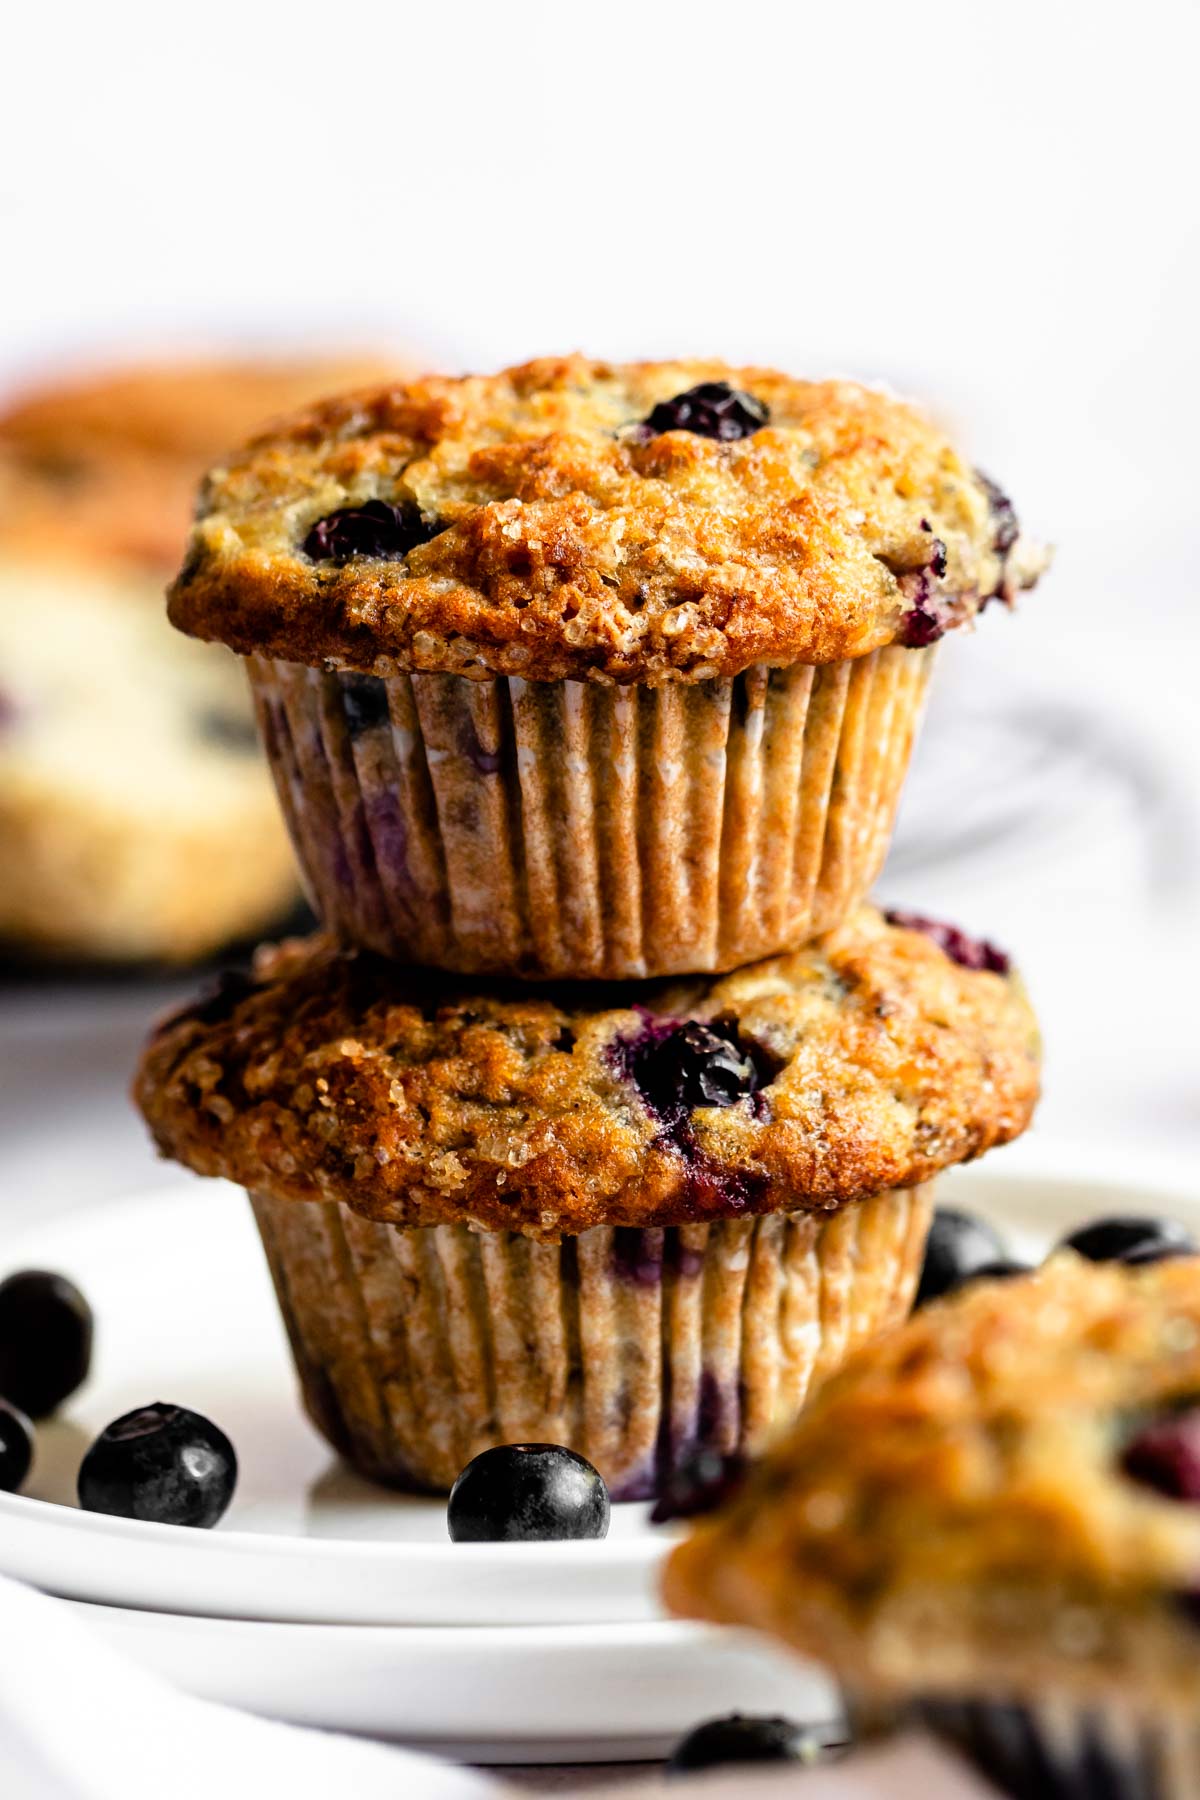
top-left (339, 673), bottom-right (391, 736)
top-left (634, 381), bottom-right (769, 443)
top-left (884, 909), bottom-right (1011, 976)
top-left (302, 499), bottom-right (439, 565)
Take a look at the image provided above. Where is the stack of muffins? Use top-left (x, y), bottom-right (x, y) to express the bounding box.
top-left (135, 357), bottom-right (1045, 1500)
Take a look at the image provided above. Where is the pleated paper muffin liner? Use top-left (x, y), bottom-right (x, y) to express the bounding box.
top-left (250, 1182), bottom-right (933, 1500)
top-left (910, 1694), bottom-right (1200, 1800)
top-left (248, 645), bottom-right (935, 979)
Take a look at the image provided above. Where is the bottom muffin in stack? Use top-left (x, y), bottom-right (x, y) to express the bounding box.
top-left (134, 907), bottom-right (1039, 1500)
top-left (665, 1251), bottom-right (1200, 1797)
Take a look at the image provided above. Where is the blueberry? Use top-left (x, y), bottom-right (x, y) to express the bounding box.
top-left (629, 1020), bottom-right (759, 1124)
top-left (77, 1403), bottom-right (237, 1528)
top-left (650, 1446), bottom-right (746, 1524)
top-left (915, 1209), bottom-right (1008, 1306)
top-left (976, 470), bottom-right (1020, 556)
top-left (1123, 1405), bottom-right (1200, 1502)
top-left (0, 1399), bottom-right (33, 1493)
top-left (666, 1714), bottom-right (841, 1775)
top-left (638, 382), bottom-right (769, 443)
top-left (339, 673), bottom-right (391, 735)
top-left (447, 1443), bottom-right (610, 1543)
top-left (968, 1259), bottom-right (1034, 1284)
top-left (0, 1270), bottom-right (93, 1419)
top-left (302, 499), bottom-right (438, 565)
top-left (1061, 1216), bottom-right (1196, 1267)
top-left (884, 909), bottom-right (1011, 976)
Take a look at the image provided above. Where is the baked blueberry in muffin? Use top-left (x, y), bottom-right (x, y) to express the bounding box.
top-left (169, 356), bottom-right (1049, 978)
top-left (135, 905), bottom-right (1039, 1497)
top-left (665, 1253), bottom-right (1200, 1798)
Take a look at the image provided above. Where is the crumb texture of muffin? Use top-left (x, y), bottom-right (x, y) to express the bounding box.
top-left (0, 558), bottom-right (298, 961)
top-left (665, 1254), bottom-right (1200, 1708)
top-left (134, 905), bottom-right (1040, 1238)
top-left (170, 355), bottom-right (1047, 685)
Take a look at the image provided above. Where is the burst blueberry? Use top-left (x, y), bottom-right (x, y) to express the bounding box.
top-left (77, 1402), bottom-right (237, 1528)
top-left (302, 499), bottom-right (438, 565)
top-left (638, 381), bottom-right (769, 443)
top-left (1123, 1405), bottom-right (1200, 1501)
top-left (447, 1443), bottom-right (610, 1542)
top-left (629, 1020), bottom-right (759, 1124)
top-left (666, 1714), bottom-right (841, 1775)
top-left (885, 909), bottom-right (1011, 976)
top-left (0, 1270), bottom-right (93, 1419)
top-left (977, 470), bottom-right (1020, 556)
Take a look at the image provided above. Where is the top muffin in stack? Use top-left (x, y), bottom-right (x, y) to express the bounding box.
top-left (137, 357), bottom-right (1047, 1500)
top-left (169, 356), bottom-right (1044, 979)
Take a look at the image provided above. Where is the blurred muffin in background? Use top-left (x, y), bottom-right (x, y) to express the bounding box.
top-left (0, 354), bottom-right (405, 963)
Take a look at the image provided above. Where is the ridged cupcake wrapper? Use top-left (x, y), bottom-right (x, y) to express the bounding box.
top-left (250, 1183), bottom-right (933, 1499)
top-left (249, 646), bottom-right (935, 978)
top-left (913, 1695), bottom-right (1200, 1800)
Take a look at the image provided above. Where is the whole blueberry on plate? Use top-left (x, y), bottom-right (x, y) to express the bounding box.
top-left (0, 1399), bottom-right (34, 1493)
top-left (1062, 1216), bottom-right (1196, 1267)
top-left (447, 1443), bottom-right (610, 1542)
top-left (77, 1402), bottom-right (237, 1528)
top-left (915, 1209), bottom-right (1009, 1306)
top-left (666, 1713), bottom-right (839, 1775)
top-left (0, 1269), bottom-right (93, 1418)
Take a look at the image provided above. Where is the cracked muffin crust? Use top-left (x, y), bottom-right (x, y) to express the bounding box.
top-left (134, 905), bottom-right (1040, 1239)
top-left (169, 355), bottom-right (1047, 686)
top-left (664, 1254), bottom-right (1200, 1706)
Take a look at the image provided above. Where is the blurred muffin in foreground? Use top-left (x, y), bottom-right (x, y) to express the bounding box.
top-left (665, 1253), bottom-right (1200, 1798)
top-left (0, 353), bottom-right (405, 963)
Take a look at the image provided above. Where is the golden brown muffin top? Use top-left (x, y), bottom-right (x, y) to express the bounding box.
top-left (133, 907), bottom-right (1039, 1239)
top-left (0, 355), bottom-right (402, 571)
top-left (665, 1255), bottom-right (1200, 1708)
top-left (168, 356), bottom-right (1047, 685)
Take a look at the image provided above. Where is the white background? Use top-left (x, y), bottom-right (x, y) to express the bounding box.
top-left (1, 0), bottom-right (1198, 1205)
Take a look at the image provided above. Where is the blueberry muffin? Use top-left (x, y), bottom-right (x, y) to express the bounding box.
top-left (0, 355), bottom-right (400, 570)
top-left (665, 1254), bottom-right (1200, 1797)
top-left (0, 554), bottom-right (300, 961)
top-left (134, 906), bottom-right (1039, 1497)
top-left (169, 356), bottom-right (1047, 979)
top-left (0, 355), bottom-right (402, 961)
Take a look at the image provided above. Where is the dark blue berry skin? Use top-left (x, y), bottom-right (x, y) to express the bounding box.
top-left (1062, 1216), bottom-right (1196, 1267)
top-left (968, 1259), bottom-right (1034, 1284)
top-left (77, 1403), bottom-right (237, 1528)
top-left (666, 1714), bottom-right (839, 1775)
top-left (915, 1210), bottom-right (1009, 1307)
top-left (650, 1446), bottom-right (746, 1524)
top-left (976, 470), bottom-right (1020, 555)
top-left (628, 1020), bottom-right (759, 1126)
top-left (0, 1399), bottom-right (34, 1493)
top-left (0, 1270), bottom-right (93, 1419)
top-left (447, 1443), bottom-right (610, 1543)
top-left (302, 499), bottom-right (438, 565)
top-left (639, 382), bottom-right (769, 443)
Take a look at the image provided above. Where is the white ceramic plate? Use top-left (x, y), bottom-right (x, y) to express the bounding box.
top-left (65, 1603), bottom-right (838, 1763)
top-left (1, 1147), bottom-right (1196, 1630)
